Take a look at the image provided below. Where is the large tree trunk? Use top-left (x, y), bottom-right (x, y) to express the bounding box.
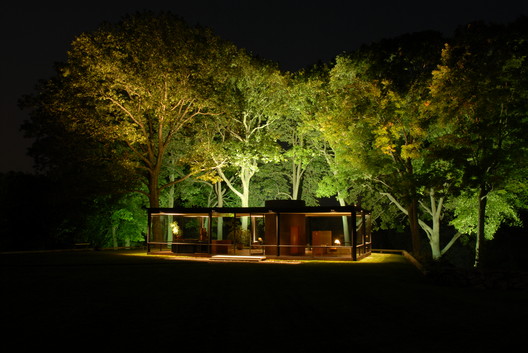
top-left (386, 190), bottom-right (462, 261)
top-left (218, 166), bottom-right (253, 231)
top-left (240, 179), bottom-right (250, 230)
top-left (148, 169), bottom-right (163, 243)
top-left (215, 182), bottom-right (224, 240)
top-left (291, 159), bottom-right (303, 200)
top-left (337, 195), bottom-right (351, 246)
top-left (421, 189), bottom-right (443, 260)
top-left (429, 228), bottom-right (441, 260)
top-left (407, 198), bottom-right (422, 257)
top-left (148, 172), bottom-right (160, 209)
top-left (474, 185), bottom-right (488, 268)
top-left (382, 192), bottom-right (421, 255)
top-left (166, 172), bottom-right (176, 243)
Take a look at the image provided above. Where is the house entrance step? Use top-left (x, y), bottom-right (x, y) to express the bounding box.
top-left (209, 255), bottom-right (266, 262)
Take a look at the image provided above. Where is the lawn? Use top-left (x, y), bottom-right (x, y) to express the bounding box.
top-left (1, 250), bottom-right (526, 352)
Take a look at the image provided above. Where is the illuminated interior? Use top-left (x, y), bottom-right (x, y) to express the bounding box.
top-left (147, 200), bottom-right (372, 261)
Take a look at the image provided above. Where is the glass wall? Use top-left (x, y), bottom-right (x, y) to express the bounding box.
top-left (147, 208), bottom-right (372, 260)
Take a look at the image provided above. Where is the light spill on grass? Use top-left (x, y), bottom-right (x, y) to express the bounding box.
top-left (118, 250), bottom-right (408, 265)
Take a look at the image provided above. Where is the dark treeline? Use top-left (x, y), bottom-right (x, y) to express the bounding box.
top-left (2, 12), bottom-right (527, 270)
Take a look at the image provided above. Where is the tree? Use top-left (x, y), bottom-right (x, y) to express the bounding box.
top-left (355, 32), bottom-right (446, 258)
top-left (430, 18), bottom-right (528, 267)
top-left (315, 52), bottom-right (420, 255)
top-left (213, 55), bottom-right (286, 228)
top-left (23, 12), bottom-right (240, 209)
top-left (85, 193), bottom-right (147, 249)
top-left (313, 31), bottom-right (479, 261)
top-left (274, 71), bottom-right (325, 202)
top-left (20, 78), bottom-right (138, 198)
top-left (380, 157), bottom-right (465, 260)
top-left (447, 189), bottom-right (523, 245)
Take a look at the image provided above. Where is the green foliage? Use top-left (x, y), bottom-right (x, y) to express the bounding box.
top-left (430, 19), bottom-right (528, 189)
top-left (448, 190), bottom-right (522, 241)
top-left (277, 72), bottom-right (332, 202)
top-left (23, 12), bottom-right (244, 209)
top-left (315, 38), bottom-right (443, 220)
top-left (430, 18), bottom-right (528, 265)
top-left (17, 11), bottom-right (527, 260)
top-left (212, 55), bottom-right (287, 208)
top-left (84, 194), bottom-right (147, 248)
top-left (249, 162), bottom-right (290, 205)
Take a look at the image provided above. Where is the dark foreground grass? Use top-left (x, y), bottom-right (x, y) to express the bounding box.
top-left (1, 250), bottom-right (526, 352)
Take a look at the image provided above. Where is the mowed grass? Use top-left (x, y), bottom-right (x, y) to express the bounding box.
top-left (1, 250), bottom-right (526, 352)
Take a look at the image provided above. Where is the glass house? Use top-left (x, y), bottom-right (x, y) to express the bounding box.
top-left (147, 200), bottom-right (372, 261)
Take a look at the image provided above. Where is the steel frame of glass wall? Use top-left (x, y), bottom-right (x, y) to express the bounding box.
top-left (147, 204), bottom-right (372, 261)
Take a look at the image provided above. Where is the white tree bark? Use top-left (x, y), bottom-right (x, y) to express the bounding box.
top-left (381, 189), bottom-right (462, 260)
top-left (338, 194), bottom-right (351, 245)
top-left (216, 166), bottom-right (254, 230)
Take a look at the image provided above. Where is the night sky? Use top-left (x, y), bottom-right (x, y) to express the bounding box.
top-left (1, 1), bottom-right (527, 173)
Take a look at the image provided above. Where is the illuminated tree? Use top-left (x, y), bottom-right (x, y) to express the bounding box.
top-left (86, 193), bottom-right (147, 249)
top-left (315, 32), bottom-right (469, 259)
top-left (360, 32), bottom-right (448, 258)
top-left (430, 19), bottom-right (528, 267)
top-left (447, 190), bottom-right (523, 245)
top-left (293, 63), bottom-right (365, 244)
top-left (213, 55), bottom-right (286, 228)
top-left (24, 12), bottom-right (240, 209)
top-left (274, 71), bottom-right (325, 202)
top-left (312, 55), bottom-right (401, 247)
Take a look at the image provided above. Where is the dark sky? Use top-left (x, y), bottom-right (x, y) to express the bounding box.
top-left (1, 0), bottom-right (527, 173)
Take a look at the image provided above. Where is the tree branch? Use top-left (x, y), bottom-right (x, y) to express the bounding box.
top-left (216, 167), bottom-right (244, 199)
top-left (380, 192), bottom-right (408, 215)
top-left (441, 232), bottom-right (463, 257)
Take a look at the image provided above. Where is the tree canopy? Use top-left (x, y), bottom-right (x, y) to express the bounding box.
top-left (17, 12), bottom-right (528, 267)
top-left (430, 18), bottom-right (528, 266)
top-left (23, 12), bottom-right (243, 209)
